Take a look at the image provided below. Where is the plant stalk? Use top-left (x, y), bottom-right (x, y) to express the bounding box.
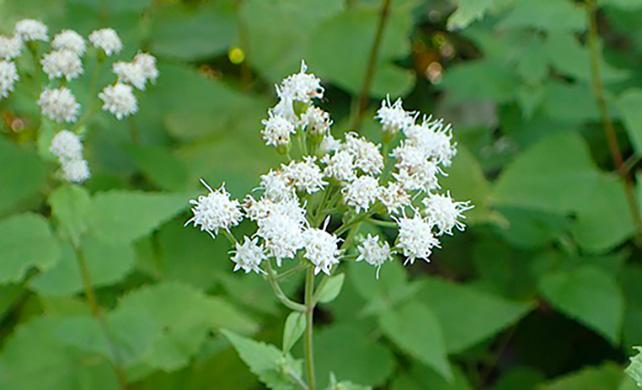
top-left (304, 267), bottom-right (316, 390)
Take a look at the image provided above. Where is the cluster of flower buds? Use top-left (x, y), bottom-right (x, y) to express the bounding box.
top-left (188, 61), bottom-right (471, 278)
top-left (0, 19), bottom-right (159, 183)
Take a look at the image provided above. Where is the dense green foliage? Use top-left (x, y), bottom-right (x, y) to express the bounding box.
top-left (1, 0), bottom-right (642, 389)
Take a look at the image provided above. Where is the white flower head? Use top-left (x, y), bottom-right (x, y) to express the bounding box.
top-left (405, 117), bottom-right (457, 167)
top-left (134, 52), bottom-right (159, 84)
top-left (38, 87), bottom-right (80, 123)
top-left (357, 234), bottom-right (392, 278)
top-left (113, 61), bottom-right (147, 90)
top-left (0, 61), bottom-right (19, 99)
top-left (50, 130), bottom-right (83, 161)
top-left (0, 36), bottom-right (23, 60)
top-left (52, 30), bottom-right (86, 55)
top-left (379, 182), bottom-right (410, 215)
top-left (282, 156), bottom-right (326, 194)
top-left (99, 83), bottom-right (138, 120)
top-left (89, 28), bottom-right (122, 56)
top-left (15, 19), bottom-right (48, 42)
top-left (322, 149), bottom-right (356, 183)
top-left (301, 106), bottom-right (331, 135)
top-left (257, 212), bottom-right (305, 265)
top-left (319, 135), bottom-right (342, 155)
top-left (62, 159), bottom-right (90, 183)
top-left (302, 222), bottom-right (341, 275)
top-left (392, 143), bottom-right (444, 192)
top-left (41, 50), bottom-right (83, 81)
top-left (395, 213), bottom-right (440, 265)
top-left (231, 236), bottom-right (266, 274)
top-left (186, 180), bottom-right (243, 238)
top-left (342, 133), bottom-right (384, 176)
top-left (342, 175), bottom-right (380, 213)
top-left (277, 60), bottom-right (323, 103)
top-left (261, 111), bottom-right (296, 147)
top-left (375, 95), bottom-right (414, 134)
top-left (260, 169), bottom-right (295, 201)
top-left (244, 195), bottom-right (306, 225)
top-left (422, 192), bottom-right (473, 236)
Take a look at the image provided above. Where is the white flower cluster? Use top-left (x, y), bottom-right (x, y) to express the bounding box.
top-left (188, 61), bottom-right (472, 279)
top-left (49, 130), bottom-right (90, 183)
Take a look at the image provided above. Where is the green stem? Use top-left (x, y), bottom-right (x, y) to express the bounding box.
top-left (368, 218), bottom-right (396, 228)
top-left (274, 262), bottom-right (307, 282)
top-left (265, 261), bottom-right (307, 312)
top-left (304, 267), bottom-right (316, 390)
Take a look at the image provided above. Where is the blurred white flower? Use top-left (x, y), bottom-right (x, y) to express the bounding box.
top-left (38, 87), bottom-right (80, 123)
top-left (395, 214), bottom-right (440, 264)
top-left (99, 83), bottom-right (138, 120)
top-left (0, 61), bottom-right (19, 99)
top-left (15, 19), bottom-right (48, 42)
top-left (422, 192), bottom-right (473, 236)
top-left (301, 106), bottom-right (331, 135)
top-left (186, 180), bottom-right (243, 238)
top-left (282, 157), bottom-right (326, 194)
top-left (322, 150), bottom-right (356, 183)
top-left (62, 159), bottom-right (90, 183)
top-left (356, 234), bottom-right (392, 278)
top-left (261, 111), bottom-right (296, 148)
top-left (319, 135), bottom-right (341, 155)
top-left (113, 61), bottom-right (147, 90)
top-left (231, 237), bottom-right (266, 274)
top-left (51, 30), bottom-right (86, 55)
top-left (89, 28), bottom-right (122, 56)
top-left (260, 169), bottom-right (295, 201)
top-left (379, 182), bottom-right (410, 215)
top-left (50, 130), bottom-right (83, 161)
top-left (405, 117), bottom-right (457, 167)
top-left (0, 36), bottom-right (23, 60)
top-left (41, 50), bottom-right (83, 80)
top-left (133, 52), bottom-right (159, 84)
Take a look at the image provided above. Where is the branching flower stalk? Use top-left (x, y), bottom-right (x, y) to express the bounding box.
top-left (187, 61), bottom-right (472, 389)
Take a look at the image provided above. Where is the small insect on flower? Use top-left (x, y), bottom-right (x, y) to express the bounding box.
top-left (422, 192), bottom-right (473, 236)
top-left (51, 30), bottom-right (86, 55)
top-left (38, 87), bottom-right (81, 123)
top-left (41, 50), bottom-right (83, 81)
top-left (0, 36), bottom-right (23, 60)
top-left (0, 61), bottom-right (19, 99)
top-left (357, 234), bottom-right (392, 278)
top-left (186, 180), bottom-right (243, 238)
top-left (99, 83), bottom-right (138, 120)
top-left (89, 28), bottom-right (122, 56)
top-left (231, 236), bottom-right (267, 274)
top-left (15, 19), bottom-right (48, 42)
top-left (50, 130), bottom-right (83, 161)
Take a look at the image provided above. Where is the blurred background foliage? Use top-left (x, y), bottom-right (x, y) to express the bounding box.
top-left (1, 0), bottom-right (642, 389)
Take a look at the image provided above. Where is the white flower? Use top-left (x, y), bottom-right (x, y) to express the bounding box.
top-left (261, 111), bottom-right (296, 147)
top-left (257, 212), bottom-right (304, 265)
top-left (113, 61), bottom-right (147, 90)
top-left (244, 196), bottom-right (306, 225)
top-left (302, 224), bottom-right (340, 275)
top-left (89, 28), bottom-right (122, 56)
top-left (405, 117), bottom-right (457, 167)
top-left (282, 157), bottom-right (326, 194)
top-left (62, 159), bottom-right (90, 183)
top-left (271, 95), bottom-right (297, 124)
top-left (342, 133), bottom-right (384, 175)
top-left (392, 143), bottom-right (444, 192)
top-left (41, 50), bottom-right (83, 80)
top-left (395, 214), bottom-right (440, 264)
top-left (51, 30), bottom-right (86, 55)
top-left (38, 87), bottom-right (80, 123)
top-left (134, 52), bottom-right (159, 84)
top-left (260, 169), bottom-right (295, 201)
top-left (50, 130), bottom-right (83, 161)
top-left (0, 61), bottom-right (19, 99)
top-left (301, 106), bottom-right (331, 135)
top-left (15, 19), bottom-right (48, 42)
top-left (0, 36), bottom-right (22, 60)
top-left (422, 192), bottom-right (472, 236)
top-left (322, 150), bottom-right (356, 183)
top-left (99, 83), bottom-right (138, 120)
top-left (356, 234), bottom-right (392, 278)
top-left (186, 180), bottom-right (243, 238)
top-left (342, 175), bottom-right (380, 213)
top-left (319, 135), bottom-right (341, 155)
top-left (231, 236), bottom-right (266, 274)
top-left (379, 182), bottom-right (410, 215)
top-left (277, 60), bottom-right (323, 103)
top-left (375, 95), bottom-right (414, 134)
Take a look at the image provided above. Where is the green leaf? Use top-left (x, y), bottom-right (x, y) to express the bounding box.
top-left (379, 301), bottom-right (451, 381)
top-left (539, 363), bottom-right (625, 390)
top-left (48, 185), bottom-right (91, 246)
top-left (603, 0), bottom-right (642, 10)
top-left (441, 59), bottom-right (518, 103)
top-left (315, 324), bottom-right (395, 388)
top-left (447, 0), bottom-right (512, 30)
top-left (0, 213), bottom-right (60, 285)
top-left (0, 138), bottom-right (46, 214)
top-left (621, 266), bottom-right (642, 349)
top-left (498, 0), bottom-right (586, 32)
top-left (316, 273), bottom-right (345, 303)
top-left (627, 348), bottom-right (642, 388)
top-left (539, 266), bottom-right (624, 344)
top-left (126, 145), bottom-right (190, 192)
top-left (418, 277), bottom-right (534, 353)
top-left (391, 363), bottom-right (472, 390)
top-left (118, 282), bottom-right (257, 370)
top-left (493, 367), bottom-right (545, 390)
top-left (617, 89), bottom-right (642, 155)
top-left (87, 190), bottom-right (187, 243)
top-left (222, 329), bottom-right (303, 390)
top-left (282, 312), bottom-right (305, 353)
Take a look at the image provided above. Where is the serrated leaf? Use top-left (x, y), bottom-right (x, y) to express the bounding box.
top-left (0, 138), bottom-right (46, 214)
top-left (419, 277), bottom-right (534, 353)
top-left (379, 301), bottom-right (451, 381)
top-left (316, 273), bottom-right (345, 304)
top-left (447, 0), bottom-right (512, 30)
top-left (282, 312), bottom-right (305, 353)
top-left (539, 363), bottom-right (624, 390)
top-left (0, 213), bottom-right (60, 285)
top-left (627, 348), bottom-right (642, 388)
top-left (87, 191), bottom-right (187, 243)
top-left (48, 185), bottom-right (91, 246)
top-left (498, 0), bottom-right (585, 32)
top-left (222, 329), bottom-right (303, 390)
top-left (539, 266), bottom-right (624, 344)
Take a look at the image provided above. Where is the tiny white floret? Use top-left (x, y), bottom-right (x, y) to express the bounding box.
top-left (52, 30), bottom-right (86, 55)
top-left (186, 180), bottom-right (243, 238)
top-left (38, 87), bottom-right (81, 123)
top-left (89, 28), bottom-right (122, 56)
top-left (231, 236), bottom-right (266, 274)
top-left (99, 83), bottom-right (138, 120)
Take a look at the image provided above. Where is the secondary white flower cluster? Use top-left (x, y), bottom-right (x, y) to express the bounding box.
top-left (49, 130), bottom-right (90, 183)
top-left (188, 61), bottom-right (472, 278)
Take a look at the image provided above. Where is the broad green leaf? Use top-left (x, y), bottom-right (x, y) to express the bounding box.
top-left (222, 329), bottom-right (303, 390)
top-left (0, 213), bottom-right (60, 285)
top-left (48, 185), bottom-right (91, 246)
top-left (447, 0), bottom-right (512, 30)
top-left (0, 138), bottom-right (46, 214)
top-left (539, 363), bottom-right (625, 390)
top-left (391, 363), bottom-right (472, 390)
top-left (627, 348), bottom-right (642, 388)
top-left (493, 367), bottom-right (545, 390)
top-left (282, 312), bottom-right (305, 353)
top-left (498, 0), bottom-right (585, 32)
top-left (314, 324), bottom-right (395, 388)
top-left (493, 132), bottom-right (600, 214)
top-left (603, 0), bottom-right (642, 10)
top-left (379, 301), bottom-right (451, 381)
top-left (419, 277), bottom-right (534, 353)
top-left (619, 266), bottom-right (642, 349)
top-left (126, 145), bottom-right (190, 192)
top-left (118, 282), bottom-right (257, 370)
top-left (87, 190), bottom-right (187, 243)
top-left (541, 82), bottom-right (600, 122)
top-left (539, 266), bottom-right (624, 344)
top-left (617, 89), bottom-right (642, 155)
top-left (441, 60), bottom-right (518, 104)
top-left (316, 273), bottom-right (345, 303)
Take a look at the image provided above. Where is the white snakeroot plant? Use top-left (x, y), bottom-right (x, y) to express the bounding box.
top-left (38, 87), bottom-right (81, 123)
top-left (98, 83), bottom-right (138, 120)
top-left (89, 28), bottom-right (122, 56)
top-left (0, 61), bottom-right (19, 99)
top-left (186, 60), bottom-right (471, 390)
top-left (41, 50), bottom-right (83, 80)
top-left (51, 30), bottom-right (86, 55)
top-left (15, 19), bottom-right (48, 42)
top-left (0, 36), bottom-right (22, 60)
